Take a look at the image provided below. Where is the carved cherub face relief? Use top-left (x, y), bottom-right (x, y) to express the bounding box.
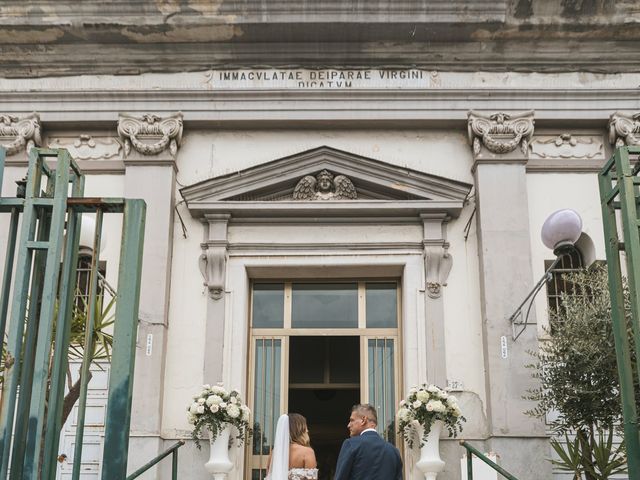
top-left (316, 170), bottom-right (334, 193)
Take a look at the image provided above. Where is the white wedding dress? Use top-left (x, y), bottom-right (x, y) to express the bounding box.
top-left (287, 468), bottom-right (318, 480)
top-left (266, 415), bottom-right (319, 480)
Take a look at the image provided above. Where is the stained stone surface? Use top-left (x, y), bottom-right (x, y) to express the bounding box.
top-left (0, 0), bottom-right (639, 76)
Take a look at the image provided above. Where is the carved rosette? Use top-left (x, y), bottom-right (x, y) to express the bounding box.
top-left (117, 113), bottom-right (183, 157)
top-left (0, 113), bottom-right (41, 155)
top-left (468, 111), bottom-right (535, 157)
top-left (608, 112), bottom-right (640, 147)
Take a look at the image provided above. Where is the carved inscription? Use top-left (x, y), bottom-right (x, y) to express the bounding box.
top-left (206, 69), bottom-right (433, 89)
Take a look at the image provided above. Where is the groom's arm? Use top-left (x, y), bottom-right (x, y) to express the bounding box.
top-left (334, 439), bottom-right (356, 480)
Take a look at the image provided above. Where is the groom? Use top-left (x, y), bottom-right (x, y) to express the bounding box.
top-left (334, 404), bottom-right (403, 480)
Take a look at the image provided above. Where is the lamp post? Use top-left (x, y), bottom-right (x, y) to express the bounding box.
top-left (509, 209), bottom-right (582, 340)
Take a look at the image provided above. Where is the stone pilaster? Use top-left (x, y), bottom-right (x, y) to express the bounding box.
top-left (120, 112), bottom-right (182, 475)
top-left (200, 214), bottom-right (230, 382)
top-left (468, 110), bottom-right (550, 479)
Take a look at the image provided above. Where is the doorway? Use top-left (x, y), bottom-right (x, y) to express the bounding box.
top-left (247, 281), bottom-right (401, 480)
top-left (288, 337), bottom-right (359, 480)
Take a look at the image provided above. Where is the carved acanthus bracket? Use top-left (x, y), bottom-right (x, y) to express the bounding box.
top-left (608, 112), bottom-right (640, 147)
top-left (117, 112), bottom-right (183, 157)
top-left (468, 110), bottom-right (535, 157)
top-left (198, 214), bottom-right (230, 300)
top-left (199, 243), bottom-right (227, 300)
top-left (0, 113), bottom-right (41, 156)
top-left (421, 214), bottom-right (452, 299)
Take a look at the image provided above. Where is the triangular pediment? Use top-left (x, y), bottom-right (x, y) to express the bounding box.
top-left (181, 146), bottom-right (472, 208)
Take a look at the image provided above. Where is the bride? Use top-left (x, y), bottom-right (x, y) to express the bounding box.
top-left (266, 413), bottom-right (318, 480)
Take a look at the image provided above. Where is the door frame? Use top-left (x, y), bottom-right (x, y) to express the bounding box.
top-left (245, 279), bottom-right (403, 479)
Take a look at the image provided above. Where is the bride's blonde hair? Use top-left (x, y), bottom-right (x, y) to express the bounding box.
top-left (289, 413), bottom-right (310, 446)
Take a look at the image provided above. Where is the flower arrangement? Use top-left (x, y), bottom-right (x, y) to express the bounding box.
top-left (396, 384), bottom-right (466, 448)
top-left (187, 383), bottom-right (252, 449)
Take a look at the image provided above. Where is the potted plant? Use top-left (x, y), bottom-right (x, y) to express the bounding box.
top-left (187, 384), bottom-right (251, 479)
top-left (397, 384), bottom-right (465, 480)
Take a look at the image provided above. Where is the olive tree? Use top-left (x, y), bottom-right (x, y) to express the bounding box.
top-left (525, 265), bottom-right (639, 479)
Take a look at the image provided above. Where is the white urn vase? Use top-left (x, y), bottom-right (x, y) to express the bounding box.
top-left (415, 420), bottom-right (445, 480)
top-left (204, 424), bottom-right (233, 480)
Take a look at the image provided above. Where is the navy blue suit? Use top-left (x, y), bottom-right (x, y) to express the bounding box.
top-left (334, 430), bottom-right (403, 480)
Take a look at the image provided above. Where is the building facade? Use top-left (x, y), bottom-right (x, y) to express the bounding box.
top-left (0, 1), bottom-right (639, 479)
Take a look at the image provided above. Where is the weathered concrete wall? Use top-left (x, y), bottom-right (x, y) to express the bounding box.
top-left (0, 0), bottom-right (639, 76)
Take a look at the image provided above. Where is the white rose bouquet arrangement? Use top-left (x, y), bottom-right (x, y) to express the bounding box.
top-left (187, 383), bottom-right (252, 449)
top-left (396, 384), bottom-right (466, 448)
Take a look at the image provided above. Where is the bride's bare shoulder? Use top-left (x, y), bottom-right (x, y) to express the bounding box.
top-left (289, 444), bottom-right (316, 468)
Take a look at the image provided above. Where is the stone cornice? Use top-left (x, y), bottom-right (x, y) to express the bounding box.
top-left (2, 0), bottom-right (640, 77)
top-left (181, 146), bottom-right (472, 204)
top-left (5, 41), bottom-right (640, 77)
top-left (0, 88), bottom-right (637, 125)
top-left (185, 200), bottom-right (466, 220)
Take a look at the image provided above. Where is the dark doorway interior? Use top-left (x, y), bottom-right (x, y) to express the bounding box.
top-left (288, 336), bottom-right (360, 480)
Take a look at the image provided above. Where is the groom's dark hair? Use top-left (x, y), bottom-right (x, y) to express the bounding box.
top-left (352, 404), bottom-right (378, 426)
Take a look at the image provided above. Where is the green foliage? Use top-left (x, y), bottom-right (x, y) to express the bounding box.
top-left (550, 428), bottom-right (627, 480)
top-left (0, 290), bottom-right (115, 388)
top-left (66, 292), bottom-right (115, 363)
top-left (550, 434), bottom-right (583, 478)
top-left (525, 265), bottom-right (638, 479)
top-left (585, 427), bottom-right (627, 479)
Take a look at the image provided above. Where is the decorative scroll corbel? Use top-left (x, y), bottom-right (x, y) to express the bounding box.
top-left (198, 244), bottom-right (227, 300)
top-left (468, 110), bottom-right (535, 157)
top-left (608, 112), bottom-right (640, 147)
top-left (0, 113), bottom-right (41, 155)
top-left (117, 112), bottom-right (183, 157)
top-left (424, 243), bottom-right (453, 299)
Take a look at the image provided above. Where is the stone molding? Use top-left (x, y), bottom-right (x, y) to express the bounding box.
top-left (0, 113), bottom-right (41, 156)
top-left (468, 110), bottom-right (535, 159)
top-left (199, 214), bottom-right (230, 300)
top-left (182, 147), bottom-right (471, 224)
top-left (181, 146), bottom-right (471, 207)
top-left (0, 89), bottom-right (637, 125)
top-left (117, 113), bottom-right (183, 157)
top-left (608, 112), bottom-right (640, 147)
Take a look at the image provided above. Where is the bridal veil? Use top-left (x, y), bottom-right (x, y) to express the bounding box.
top-left (266, 414), bottom-right (289, 480)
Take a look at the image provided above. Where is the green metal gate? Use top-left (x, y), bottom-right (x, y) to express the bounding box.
top-left (598, 145), bottom-right (640, 480)
top-left (0, 147), bottom-right (146, 479)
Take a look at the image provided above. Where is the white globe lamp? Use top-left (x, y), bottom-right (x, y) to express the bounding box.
top-left (541, 209), bottom-right (582, 255)
top-left (79, 214), bottom-right (107, 254)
